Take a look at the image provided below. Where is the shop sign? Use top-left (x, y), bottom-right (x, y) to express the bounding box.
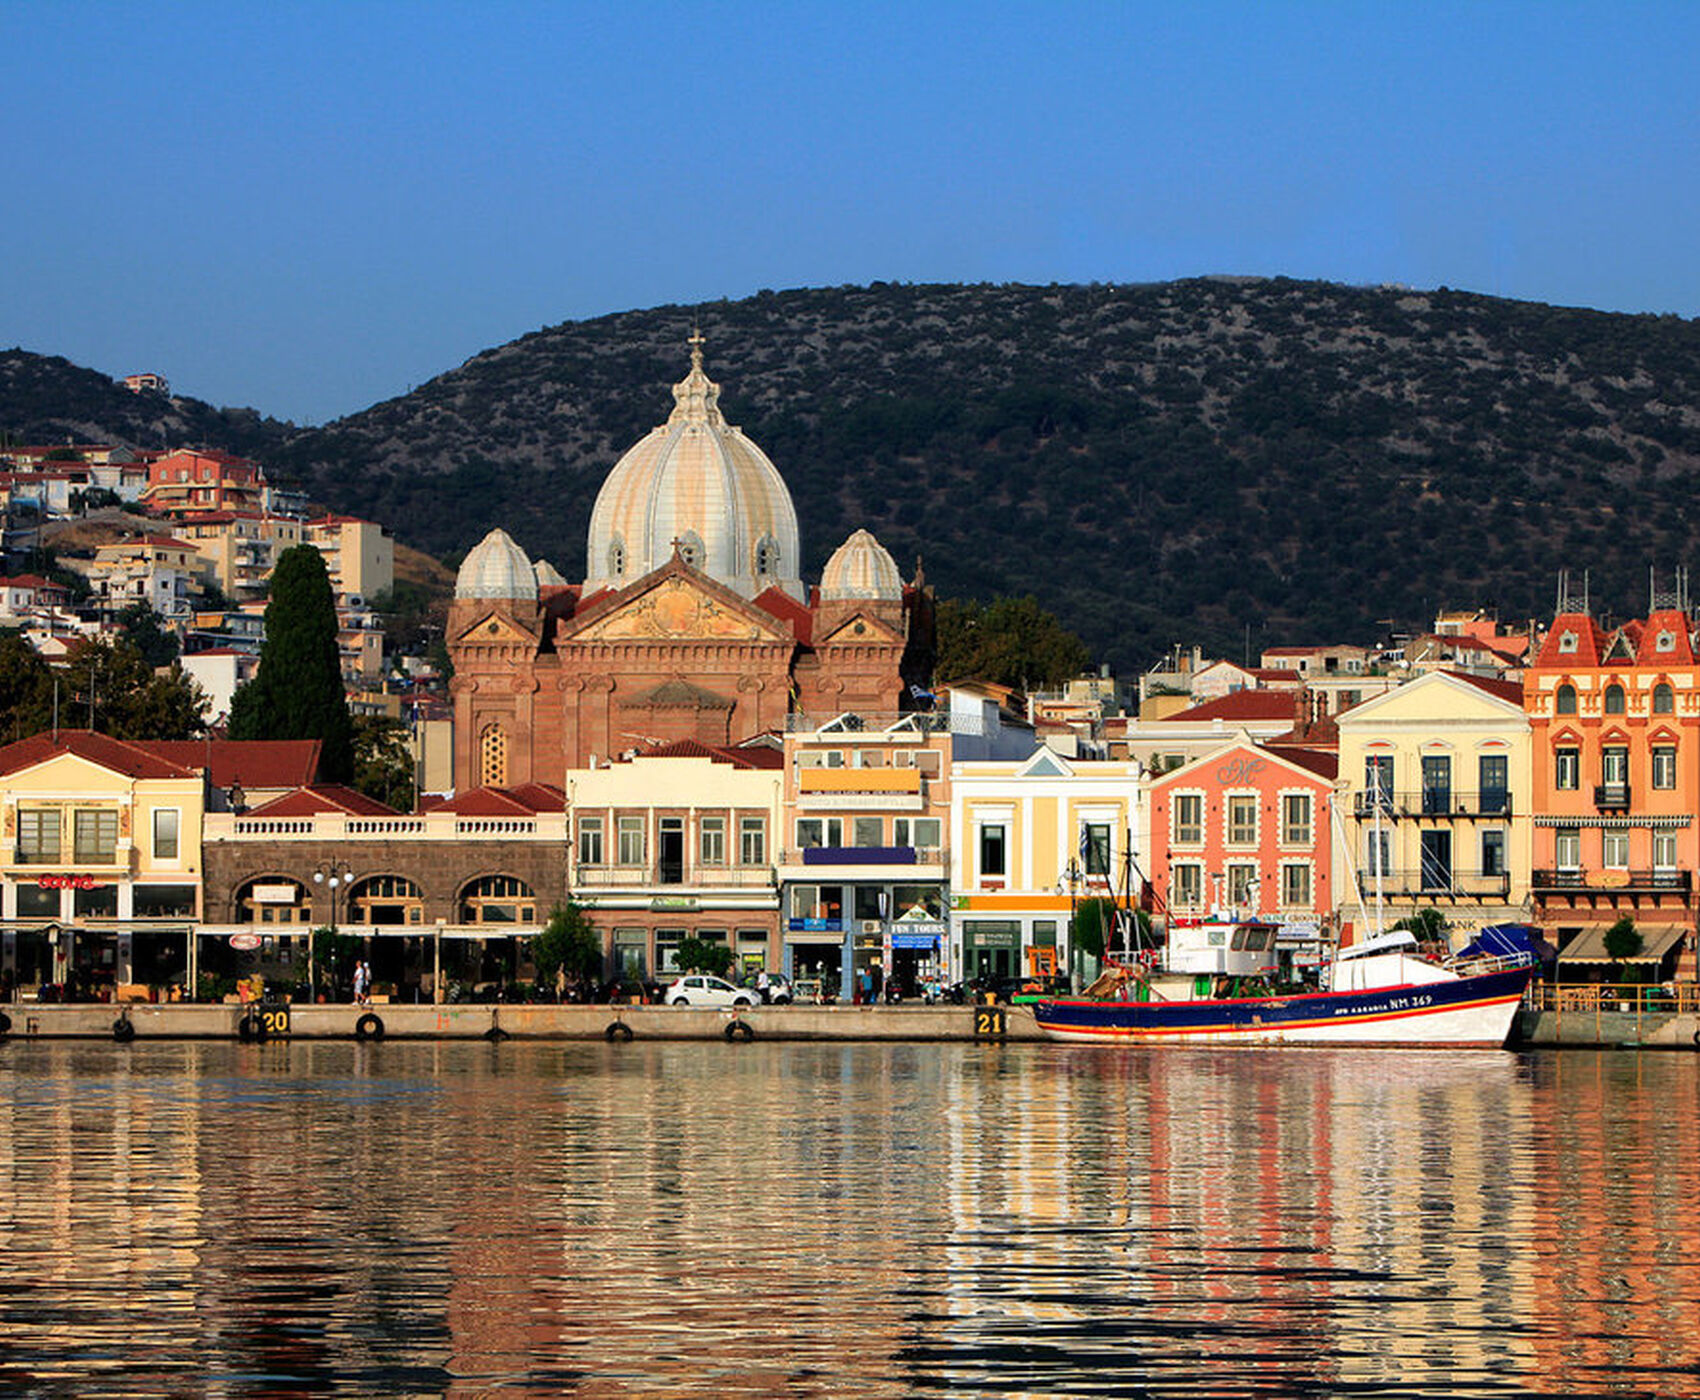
top-left (252, 884), bottom-right (297, 904)
top-left (787, 918), bottom-right (844, 932)
top-left (229, 933), bottom-right (263, 951)
top-left (893, 919), bottom-right (947, 937)
top-left (650, 896), bottom-right (700, 911)
top-left (36, 874), bottom-right (99, 891)
top-left (891, 931), bottom-right (941, 951)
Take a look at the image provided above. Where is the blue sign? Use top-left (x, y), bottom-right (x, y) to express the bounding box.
top-left (891, 932), bottom-right (940, 951)
top-left (787, 918), bottom-right (844, 932)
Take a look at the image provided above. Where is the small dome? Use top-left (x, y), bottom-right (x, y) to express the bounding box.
top-left (533, 558), bottom-right (568, 588)
top-left (821, 529), bottom-right (904, 601)
top-left (584, 334), bottom-right (805, 602)
top-left (456, 529), bottom-right (538, 601)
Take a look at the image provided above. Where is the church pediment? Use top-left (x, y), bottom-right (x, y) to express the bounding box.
top-left (453, 610), bottom-right (539, 647)
top-left (563, 570), bottom-right (792, 644)
top-left (817, 610), bottom-right (904, 646)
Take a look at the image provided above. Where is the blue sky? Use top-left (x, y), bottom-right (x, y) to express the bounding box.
top-left (3, 1), bottom-right (1696, 425)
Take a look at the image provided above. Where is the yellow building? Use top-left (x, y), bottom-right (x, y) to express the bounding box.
top-left (949, 748), bottom-right (1143, 985)
top-left (175, 511), bottom-right (304, 601)
top-left (1334, 669), bottom-right (1531, 942)
top-left (0, 731), bottom-right (204, 997)
top-left (305, 514), bottom-right (395, 602)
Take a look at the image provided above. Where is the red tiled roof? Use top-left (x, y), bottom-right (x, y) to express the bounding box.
top-left (1532, 612), bottom-right (1608, 668)
top-left (0, 730), bottom-right (201, 781)
top-left (1439, 671), bottom-right (1526, 705)
top-left (0, 574), bottom-right (61, 591)
top-left (137, 739), bottom-right (321, 790)
top-left (633, 738), bottom-right (783, 769)
top-left (1262, 744), bottom-right (1340, 780)
top-left (752, 585), bottom-right (812, 644)
top-left (1635, 610), bottom-right (1697, 666)
top-left (427, 783), bottom-right (565, 815)
top-left (1166, 690), bottom-right (1300, 723)
top-left (246, 784), bottom-right (399, 816)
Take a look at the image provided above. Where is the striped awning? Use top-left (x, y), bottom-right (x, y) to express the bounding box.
top-left (1557, 924), bottom-right (1687, 964)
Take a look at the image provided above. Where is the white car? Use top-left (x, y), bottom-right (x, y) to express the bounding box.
top-left (665, 975), bottom-right (757, 1008)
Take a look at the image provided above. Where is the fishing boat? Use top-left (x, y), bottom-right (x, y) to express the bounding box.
top-left (1031, 916), bottom-right (1535, 1046)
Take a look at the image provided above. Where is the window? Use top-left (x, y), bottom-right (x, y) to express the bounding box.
top-left (153, 809), bottom-right (180, 861)
top-left (478, 723), bottom-right (508, 787)
top-left (1654, 682), bottom-right (1675, 715)
top-left (133, 885), bottom-right (196, 919)
top-left (1654, 832), bottom-right (1678, 869)
top-left (700, 816), bottom-right (726, 865)
top-left (1557, 631), bottom-right (1578, 653)
top-left (1280, 863), bottom-right (1311, 908)
top-left (1601, 746), bottom-right (1629, 785)
top-left (76, 884), bottom-right (117, 918)
top-left (1652, 745), bottom-right (1677, 790)
top-left (979, 824), bottom-right (1007, 877)
top-left (1555, 747), bottom-right (1580, 790)
top-left (238, 878), bottom-right (309, 924)
top-left (578, 816), bottom-right (605, 866)
top-left (1478, 754), bottom-right (1509, 814)
top-left (1226, 862), bottom-right (1258, 907)
top-left (1604, 683), bottom-right (1626, 715)
top-left (892, 817), bottom-right (941, 851)
top-left (1602, 831), bottom-right (1630, 869)
top-left (1173, 794), bottom-right (1203, 845)
top-left (739, 817), bottom-right (766, 865)
top-left (1281, 793), bottom-right (1312, 845)
top-left (460, 875), bottom-right (537, 924)
top-left (853, 816), bottom-right (884, 847)
top-left (1555, 827), bottom-right (1581, 871)
top-left (17, 809), bottom-right (60, 864)
top-left (1364, 755), bottom-right (1394, 807)
top-left (609, 536), bottom-right (626, 576)
top-left (1365, 828), bottom-right (1392, 877)
top-left (796, 817), bottom-right (842, 849)
top-left (754, 535), bottom-right (780, 577)
top-left (617, 816), bottom-right (646, 866)
top-left (1082, 822), bottom-right (1111, 877)
top-left (349, 875), bottom-right (424, 925)
top-left (1481, 828), bottom-right (1506, 879)
top-left (17, 884), bottom-right (57, 918)
top-left (1226, 796), bottom-right (1257, 846)
top-left (1171, 863), bottom-right (1203, 910)
top-left (1421, 755), bottom-right (1452, 813)
top-left (1555, 683), bottom-right (1578, 715)
top-left (74, 810), bottom-right (118, 864)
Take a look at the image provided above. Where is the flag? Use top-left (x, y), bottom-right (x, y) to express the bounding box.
top-left (909, 682), bottom-right (936, 705)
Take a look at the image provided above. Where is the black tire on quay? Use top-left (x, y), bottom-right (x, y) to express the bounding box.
top-left (355, 1012), bottom-right (385, 1041)
top-left (112, 1018), bottom-right (136, 1044)
top-left (724, 1019), bottom-right (755, 1043)
top-left (0, 1010), bottom-right (11, 1037)
top-left (605, 1021), bottom-right (634, 1043)
top-left (483, 1025), bottom-right (509, 1043)
top-left (237, 1014), bottom-right (260, 1043)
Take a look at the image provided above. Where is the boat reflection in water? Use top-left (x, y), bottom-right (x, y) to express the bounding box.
top-left (0, 1042), bottom-right (1695, 1396)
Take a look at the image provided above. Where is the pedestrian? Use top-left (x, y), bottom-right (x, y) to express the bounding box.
top-left (353, 959), bottom-right (370, 1006)
top-left (756, 968), bottom-right (771, 1003)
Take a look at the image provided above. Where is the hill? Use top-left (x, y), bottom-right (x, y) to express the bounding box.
top-left (9, 280), bottom-right (1700, 670)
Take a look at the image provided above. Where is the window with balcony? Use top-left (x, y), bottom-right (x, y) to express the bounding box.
top-left (1421, 755), bottom-right (1452, 813)
top-left (578, 817), bottom-right (604, 866)
top-left (978, 824), bottom-right (1007, 878)
top-left (1364, 755), bottom-right (1394, 809)
top-left (853, 816), bottom-right (884, 847)
top-left (1481, 828), bottom-right (1506, 878)
top-left (892, 817), bottom-right (941, 851)
top-left (1652, 745), bottom-right (1677, 790)
top-left (1478, 754), bottom-right (1509, 814)
top-left (16, 809), bottom-right (60, 864)
top-left (1173, 793), bottom-right (1204, 845)
top-left (1281, 793), bottom-right (1312, 845)
top-left (1601, 745), bottom-right (1629, 800)
top-left (1365, 828), bottom-right (1391, 877)
top-left (700, 816), bottom-right (726, 865)
top-left (1604, 684), bottom-right (1626, 715)
top-left (739, 817), bottom-right (766, 865)
top-left (73, 810), bottom-right (118, 864)
top-left (1654, 682), bottom-right (1675, 715)
top-left (1226, 796), bottom-right (1258, 846)
top-left (1602, 831), bottom-right (1630, 869)
top-left (1280, 862), bottom-right (1311, 908)
top-left (1654, 832), bottom-right (1678, 870)
top-left (617, 816), bottom-right (646, 866)
top-left (1555, 683), bottom-right (1578, 715)
top-left (797, 818), bottom-right (842, 849)
top-left (1555, 827), bottom-right (1581, 871)
top-left (658, 818), bottom-right (684, 884)
top-left (1555, 747), bottom-right (1580, 790)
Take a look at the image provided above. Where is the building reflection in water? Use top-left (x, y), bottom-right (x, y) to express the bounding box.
top-left (0, 1041), bottom-right (1696, 1396)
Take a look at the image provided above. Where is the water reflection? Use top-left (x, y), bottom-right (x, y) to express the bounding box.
top-left (0, 1041), bottom-right (1696, 1396)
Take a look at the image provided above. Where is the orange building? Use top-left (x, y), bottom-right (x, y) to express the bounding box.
top-left (140, 449), bottom-right (266, 516)
top-left (1525, 592), bottom-right (1696, 978)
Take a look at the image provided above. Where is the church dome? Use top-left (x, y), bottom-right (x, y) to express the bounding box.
top-left (533, 558), bottom-right (568, 588)
top-left (583, 335), bottom-right (804, 602)
top-left (821, 528), bottom-right (904, 600)
top-left (456, 528), bottom-right (538, 601)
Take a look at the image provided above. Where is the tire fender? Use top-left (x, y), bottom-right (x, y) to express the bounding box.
top-left (605, 1020), bottom-right (635, 1043)
top-left (354, 1011), bottom-right (385, 1041)
top-left (236, 1013), bottom-right (261, 1044)
top-left (112, 1017), bottom-right (136, 1044)
top-left (0, 1010), bottom-right (12, 1037)
top-left (724, 1018), bottom-right (755, 1043)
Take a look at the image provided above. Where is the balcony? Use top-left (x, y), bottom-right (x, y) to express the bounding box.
top-left (1532, 868), bottom-right (1690, 895)
top-left (1594, 783), bottom-right (1631, 811)
top-left (573, 864), bottom-right (776, 890)
top-left (1356, 867), bottom-right (1511, 900)
top-left (1352, 790), bottom-right (1513, 819)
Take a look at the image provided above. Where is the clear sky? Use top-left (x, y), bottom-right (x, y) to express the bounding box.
top-left (3, 1), bottom-right (1696, 425)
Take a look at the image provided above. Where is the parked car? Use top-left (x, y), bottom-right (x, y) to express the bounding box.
top-left (665, 975), bottom-right (758, 1008)
top-left (741, 973), bottom-right (795, 1004)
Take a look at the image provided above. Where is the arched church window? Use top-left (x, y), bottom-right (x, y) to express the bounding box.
top-left (754, 535), bottom-right (780, 578)
top-left (678, 531), bottom-right (705, 569)
top-left (479, 723), bottom-right (509, 787)
top-left (1654, 682), bottom-right (1675, 714)
top-left (1604, 683), bottom-right (1627, 715)
top-left (1555, 684), bottom-right (1577, 715)
top-left (459, 875), bottom-right (537, 925)
top-left (609, 536), bottom-right (626, 577)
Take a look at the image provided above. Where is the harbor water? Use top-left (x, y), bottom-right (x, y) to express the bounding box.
top-left (1, 1041), bottom-right (1697, 1397)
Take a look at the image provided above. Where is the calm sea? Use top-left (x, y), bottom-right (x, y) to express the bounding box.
top-left (0, 1040), bottom-right (1696, 1398)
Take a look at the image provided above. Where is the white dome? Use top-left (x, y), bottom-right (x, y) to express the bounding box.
top-left (583, 335), bottom-right (804, 602)
top-left (456, 528), bottom-right (538, 601)
top-left (821, 528), bottom-right (903, 600)
top-left (533, 558), bottom-right (568, 588)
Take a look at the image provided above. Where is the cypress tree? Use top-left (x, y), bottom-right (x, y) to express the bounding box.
top-left (230, 545), bottom-right (354, 781)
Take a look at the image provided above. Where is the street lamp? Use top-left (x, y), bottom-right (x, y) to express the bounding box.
top-left (1058, 857), bottom-right (1082, 986)
top-left (311, 862), bottom-right (355, 1001)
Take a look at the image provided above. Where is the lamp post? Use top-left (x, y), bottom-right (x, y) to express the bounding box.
top-left (311, 862), bottom-right (354, 1001)
top-left (1059, 857), bottom-right (1082, 986)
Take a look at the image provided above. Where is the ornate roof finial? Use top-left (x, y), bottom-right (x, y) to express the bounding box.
top-left (670, 325), bottom-right (723, 427)
top-left (688, 324), bottom-right (705, 373)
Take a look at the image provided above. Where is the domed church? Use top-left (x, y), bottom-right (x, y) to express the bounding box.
top-left (446, 335), bottom-right (934, 788)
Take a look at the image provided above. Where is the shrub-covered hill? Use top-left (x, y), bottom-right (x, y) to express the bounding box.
top-left (10, 279), bottom-right (1700, 671)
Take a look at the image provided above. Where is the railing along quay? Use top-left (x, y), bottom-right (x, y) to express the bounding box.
top-left (1523, 980), bottom-right (1700, 1046)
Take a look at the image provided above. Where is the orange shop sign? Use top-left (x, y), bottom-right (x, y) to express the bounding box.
top-left (36, 874), bottom-right (101, 891)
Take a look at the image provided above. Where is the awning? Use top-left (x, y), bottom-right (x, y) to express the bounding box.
top-left (1457, 923), bottom-right (1555, 966)
top-left (1557, 924), bottom-right (1687, 965)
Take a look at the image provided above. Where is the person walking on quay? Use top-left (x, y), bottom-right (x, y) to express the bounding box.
top-left (353, 959), bottom-right (371, 1007)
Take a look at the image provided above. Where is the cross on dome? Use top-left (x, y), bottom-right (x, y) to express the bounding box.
top-left (670, 328), bottom-right (722, 427)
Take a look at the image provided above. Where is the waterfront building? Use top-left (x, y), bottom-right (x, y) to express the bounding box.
top-left (1333, 669), bottom-right (1530, 943)
top-left (446, 338), bottom-right (933, 788)
top-left (949, 748), bottom-right (1143, 986)
top-left (1525, 593), bottom-right (1697, 980)
top-left (1144, 738), bottom-right (1337, 962)
top-left (564, 741), bottom-right (782, 983)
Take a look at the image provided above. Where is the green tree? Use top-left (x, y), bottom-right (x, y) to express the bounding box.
top-left (530, 903), bottom-right (603, 989)
top-left (351, 715), bottom-right (414, 809)
top-left (58, 635), bottom-right (207, 740)
top-left (1070, 898), bottom-right (1152, 959)
top-left (1392, 908), bottom-right (1449, 944)
top-left (934, 595), bottom-right (1092, 691)
top-left (310, 926), bottom-right (364, 1000)
top-left (229, 545), bottom-right (353, 781)
top-left (1603, 916), bottom-right (1643, 974)
top-left (674, 937), bottom-right (734, 977)
top-left (115, 600), bottom-right (180, 667)
top-left (0, 630), bottom-right (55, 740)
